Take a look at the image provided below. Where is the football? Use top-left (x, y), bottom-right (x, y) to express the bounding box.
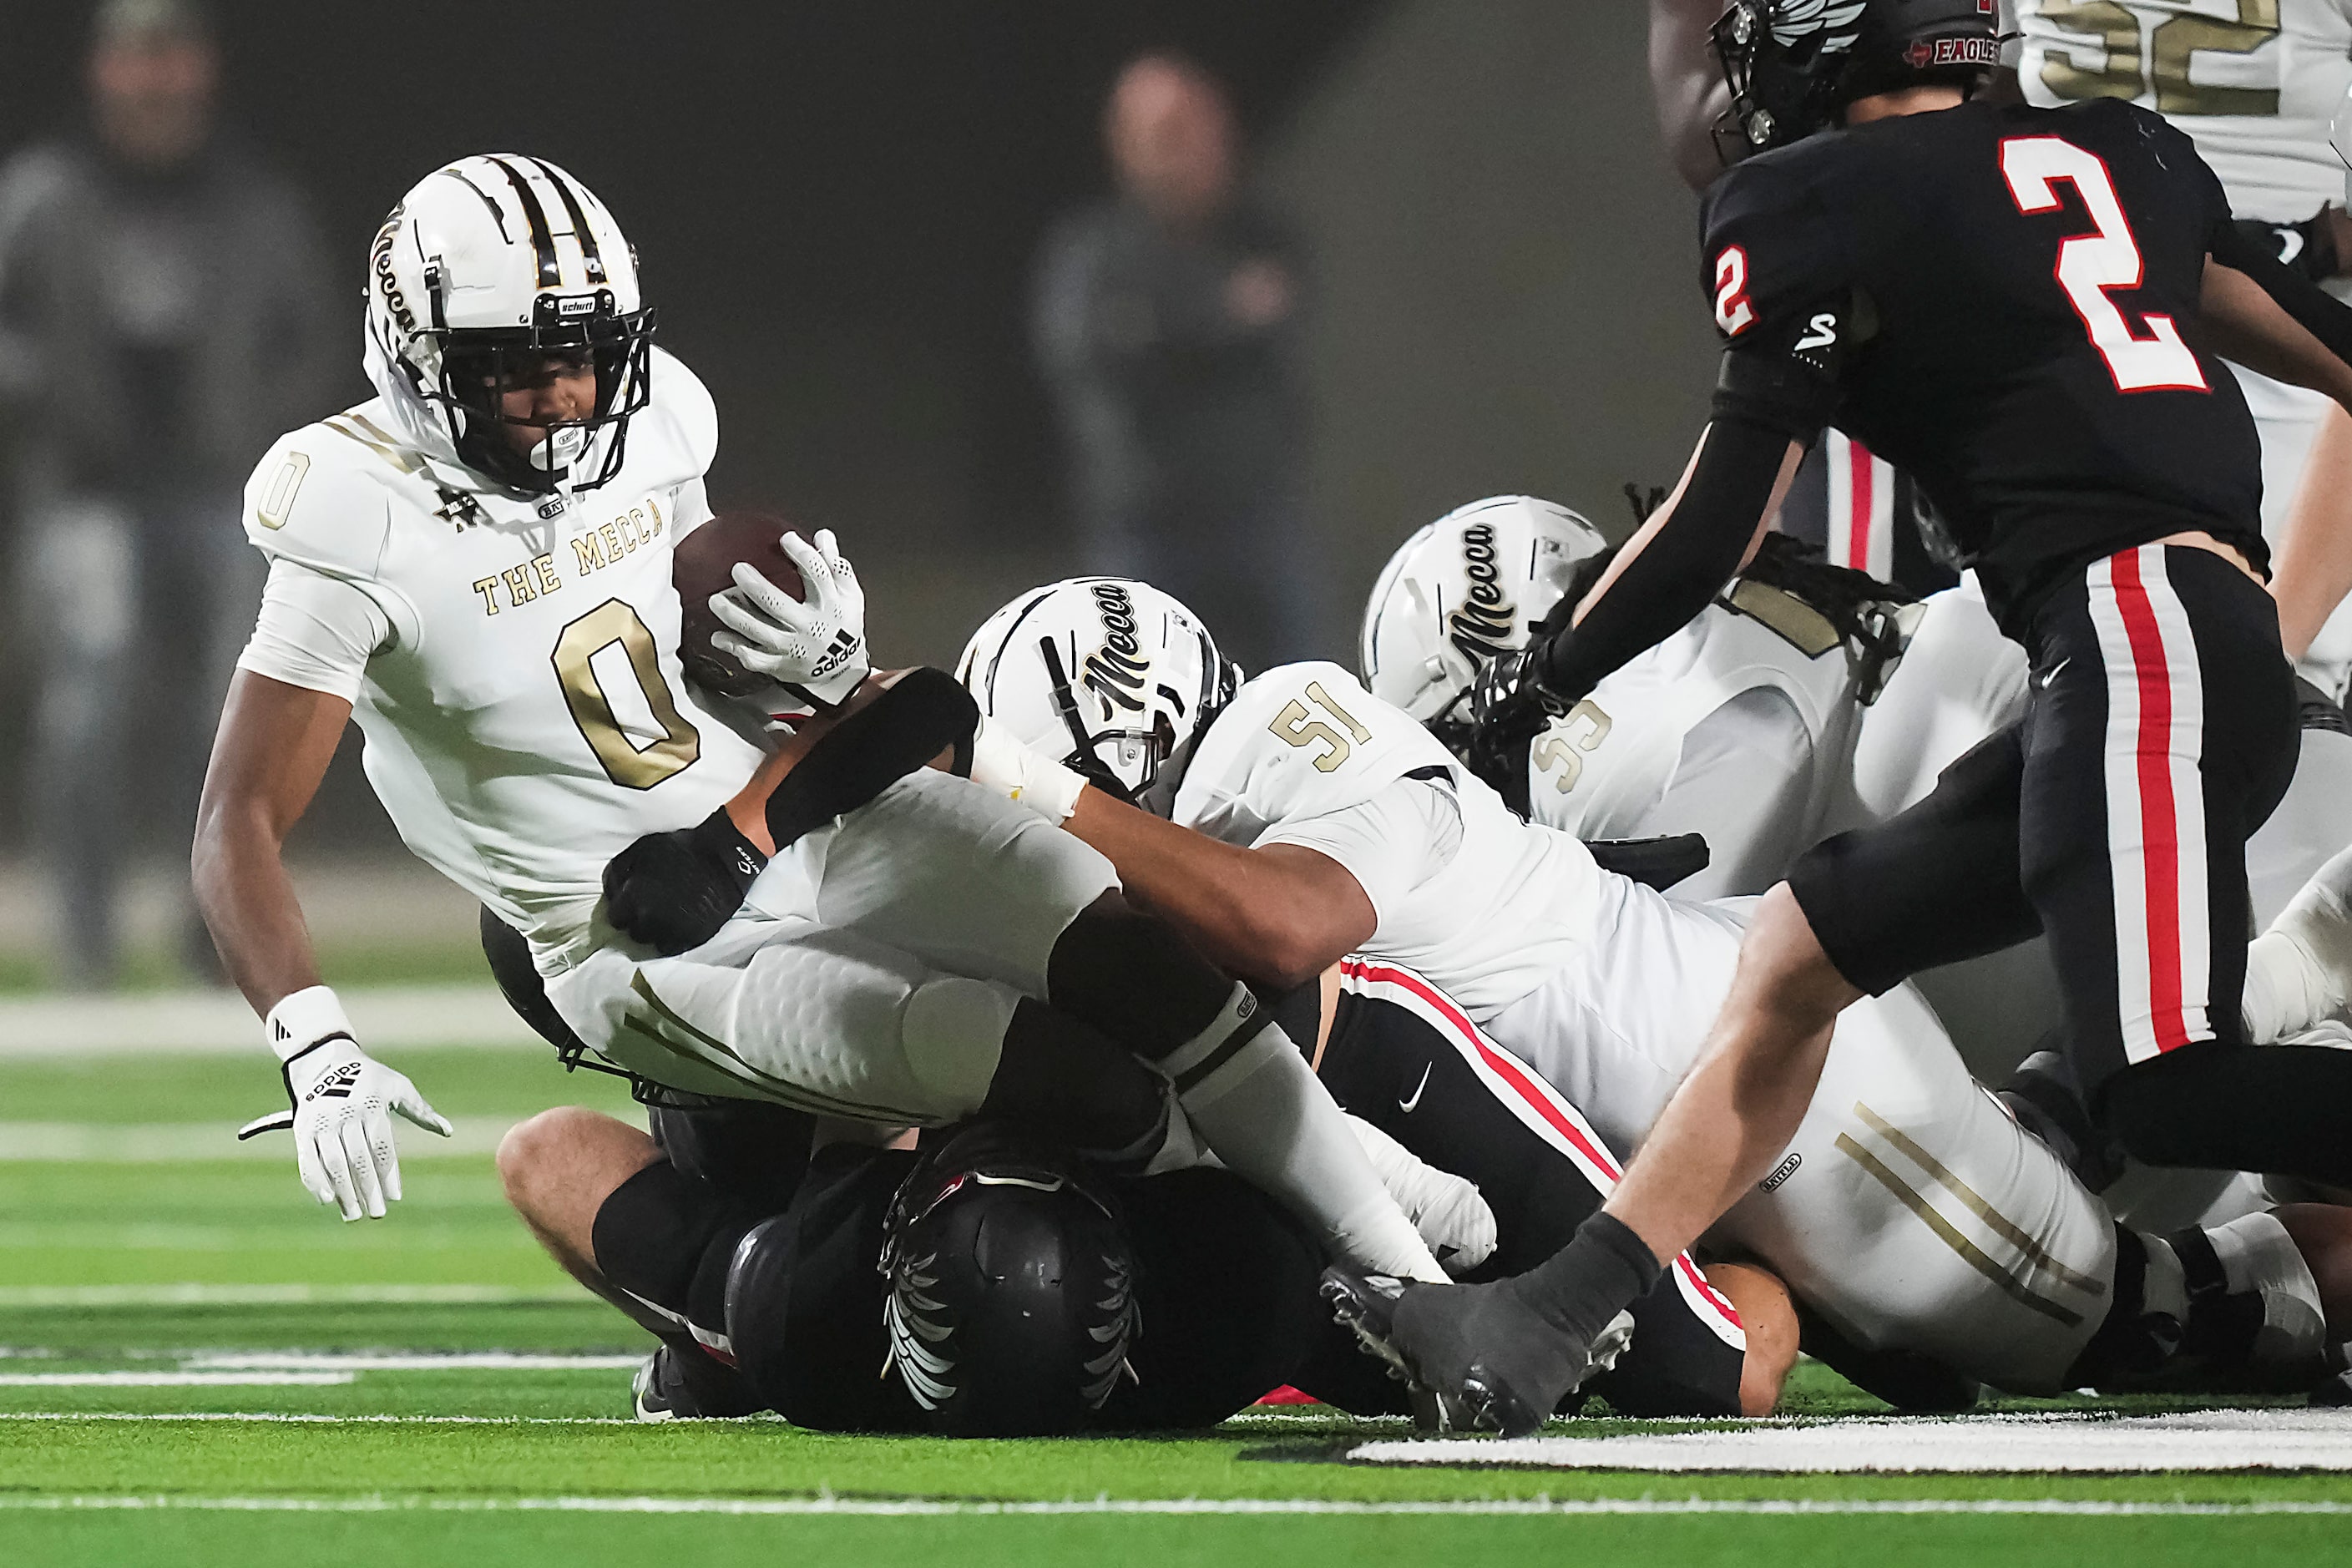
top-left (674, 508), bottom-right (807, 698)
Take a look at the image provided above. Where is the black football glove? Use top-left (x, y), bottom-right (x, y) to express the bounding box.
top-left (1464, 645), bottom-right (1571, 796)
top-left (2233, 213), bottom-right (2341, 283)
top-left (603, 808), bottom-right (768, 957)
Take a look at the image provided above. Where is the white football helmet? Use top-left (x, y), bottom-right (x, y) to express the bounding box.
top-left (363, 154), bottom-right (653, 495)
top-left (956, 578), bottom-right (1239, 811)
top-left (1359, 495), bottom-right (1609, 738)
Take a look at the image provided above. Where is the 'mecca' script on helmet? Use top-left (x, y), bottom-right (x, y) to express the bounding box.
top-left (1447, 520), bottom-right (1517, 663)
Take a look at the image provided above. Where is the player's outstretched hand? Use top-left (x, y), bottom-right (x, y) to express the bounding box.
top-left (603, 808), bottom-right (769, 956)
top-left (237, 987), bottom-right (453, 1222)
top-left (709, 529), bottom-right (871, 707)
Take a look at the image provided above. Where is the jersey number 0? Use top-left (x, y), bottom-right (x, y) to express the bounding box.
top-left (1999, 137), bottom-right (2208, 395)
top-left (551, 599), bottom-right (702, 788)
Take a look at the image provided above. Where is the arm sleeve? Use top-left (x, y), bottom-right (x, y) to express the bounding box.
top-left (2208, 217), bottom-right (2352, 368)
top-left (1257, 776), bottom-right (1463, 928)
top-left (1535, 415), bottom-right (1796, 701)
top-left (235, 558), bottom-right (394, 703)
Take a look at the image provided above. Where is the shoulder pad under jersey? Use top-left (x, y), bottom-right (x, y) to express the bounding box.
top-left (1176, 662), bottom-right (1459, 837)
top-left (242, 412), bottom-right (407, 583)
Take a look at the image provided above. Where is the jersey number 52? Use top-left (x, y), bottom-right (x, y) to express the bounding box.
top-left (1999, 137), bottom-right (2207, 395)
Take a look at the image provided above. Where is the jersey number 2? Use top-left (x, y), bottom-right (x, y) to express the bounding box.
top-left (1999, 137), bottom-right (2207, 395)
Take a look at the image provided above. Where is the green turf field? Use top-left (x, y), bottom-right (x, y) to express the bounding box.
top-left (4, 1037), bottom-right (2348, 1566)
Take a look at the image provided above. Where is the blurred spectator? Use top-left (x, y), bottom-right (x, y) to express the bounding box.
top-left (1033, 51), bottom-right (1324, 673)
top-left (0, 0), bottom-right (339, 987)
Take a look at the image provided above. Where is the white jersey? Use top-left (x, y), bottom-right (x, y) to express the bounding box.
top-left (1172, 662), bottom-right (1602, 1019)
top-left (1482, 878), bottom-right (2117, 1392)
top-left (1523, 583), bottom-right (1879, 898)
top-left (2011, 0), bottom-right (2352, 222)
top-left (236, 348), bottom-right (766, 972)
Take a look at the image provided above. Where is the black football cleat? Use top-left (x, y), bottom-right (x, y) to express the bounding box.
top-left (1320, 1265), bottom-right (1633, 1439)
top-left (631, 1340), bottom-right (763, 1422)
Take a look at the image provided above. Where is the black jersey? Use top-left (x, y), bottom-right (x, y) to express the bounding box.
top-left (1702, 97), bottom-right (2266, 634)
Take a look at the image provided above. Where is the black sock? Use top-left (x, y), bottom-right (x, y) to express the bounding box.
top-left (2102, 1043), bottom-right (2352, 1188)
top-left (1508, 1211), bottom-right (1664, 1346)
top-left (591, 1159), bottom-right (754, 1333)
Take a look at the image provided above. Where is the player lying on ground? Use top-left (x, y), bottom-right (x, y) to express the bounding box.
top-left (484, 919), bottom-right (1791, 1426)
top-left (188, 153), bottom-right (1447, 1286)
top-left (636, 558), bottom-right (2352, 1417)
top-left (1332, 0), bottom-right (2352, 1433)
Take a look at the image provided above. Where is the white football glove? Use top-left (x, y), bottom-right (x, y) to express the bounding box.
top-left (708, 529), bottom-right (870, 707)
top-left (1344, 1114), bottom-right (1498, 1277)
top-left (237, 986), bottom-right (452, 1221)
top-left (966, 712), bottom-right (1088, 822)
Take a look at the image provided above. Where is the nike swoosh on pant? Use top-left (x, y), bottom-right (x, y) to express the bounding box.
top-left (1399, 1062), bottom-right (1432, 1114)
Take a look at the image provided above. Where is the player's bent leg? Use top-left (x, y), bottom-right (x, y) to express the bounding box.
top-left (2026, 548), bottom-right (2330, 1183)
top-left (496, 1106), bottom-right (666, 1333)
top-left (1049, 891), bottom-right (1446, 1282)
top-left (499, 1107), bottom-right (767, 1420)
top-left (1718, 981), bottom-right (2117, 1396)
top-left (802, 768), bottom-right (1119, 997)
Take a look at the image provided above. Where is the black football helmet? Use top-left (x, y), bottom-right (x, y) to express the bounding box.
top-left (1710, 0), bottom-right (2002, 162)
top-left (875, 1125), bottom-right (1141, 1436)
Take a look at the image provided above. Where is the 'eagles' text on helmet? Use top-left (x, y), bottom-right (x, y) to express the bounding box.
top-left (1711, 0), bottom-right (2000, 162)
top-left (364, 154), bottom-right (655, 495)
top-left (877, 1125), bottom-right (1141, 1436)
top-left (956, 577), bottom-right (1239, 810)
top-left (1359, 495), bottom-right (1608, 746)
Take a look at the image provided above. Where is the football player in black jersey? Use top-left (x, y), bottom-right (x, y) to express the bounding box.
top-left (1329, 0), bottom-right (2352, 1435)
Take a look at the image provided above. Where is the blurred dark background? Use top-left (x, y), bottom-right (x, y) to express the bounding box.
top-left (0, 0), bottom-right (1719, 969)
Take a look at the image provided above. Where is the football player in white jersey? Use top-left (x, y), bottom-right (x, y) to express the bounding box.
top-left (1365, 496), bottom-right (1920, 899)
top-left (193, 157), bottom-right (1449, 1289)
top-left (950, 577), bottom-right (2349, 1405)
top-left (2011, 0), bottom-right (2352, 695)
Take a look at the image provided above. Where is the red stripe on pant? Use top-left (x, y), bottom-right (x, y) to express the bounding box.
top-left (2108, 549), bottom-right (2192, 1052)
top-left (1847, 438), bottom-right (1874, 574)
top-left (1338, 959), bottom-right (1743, 1330)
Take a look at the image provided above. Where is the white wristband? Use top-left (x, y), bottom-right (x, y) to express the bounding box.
top-left (265, 984), bottom-right (355, 1062)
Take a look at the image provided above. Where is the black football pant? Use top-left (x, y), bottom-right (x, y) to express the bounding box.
top-left (1793, 544), bottom-right (2352, 1186)
top-left (1315, 969), bottom-right (1749, 1417)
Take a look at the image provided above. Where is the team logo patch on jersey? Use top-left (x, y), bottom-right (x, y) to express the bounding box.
top-left (1447, 520), bottom-right (1518, 663)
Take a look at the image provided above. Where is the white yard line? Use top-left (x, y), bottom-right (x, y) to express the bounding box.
top-left (184, 1353), bottom-right (641, 1372)
top-left (0, 1493), bottom-right (2345, 1517)
top-left (0, 1372), bottom-right (353, 1387)
top-left (0, 984), bottom-right (541, 1059)
top-left (1353, 1410), bottom-right (2352, 1474)
top-left (0, 1283), bottom-right (584, 1308)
